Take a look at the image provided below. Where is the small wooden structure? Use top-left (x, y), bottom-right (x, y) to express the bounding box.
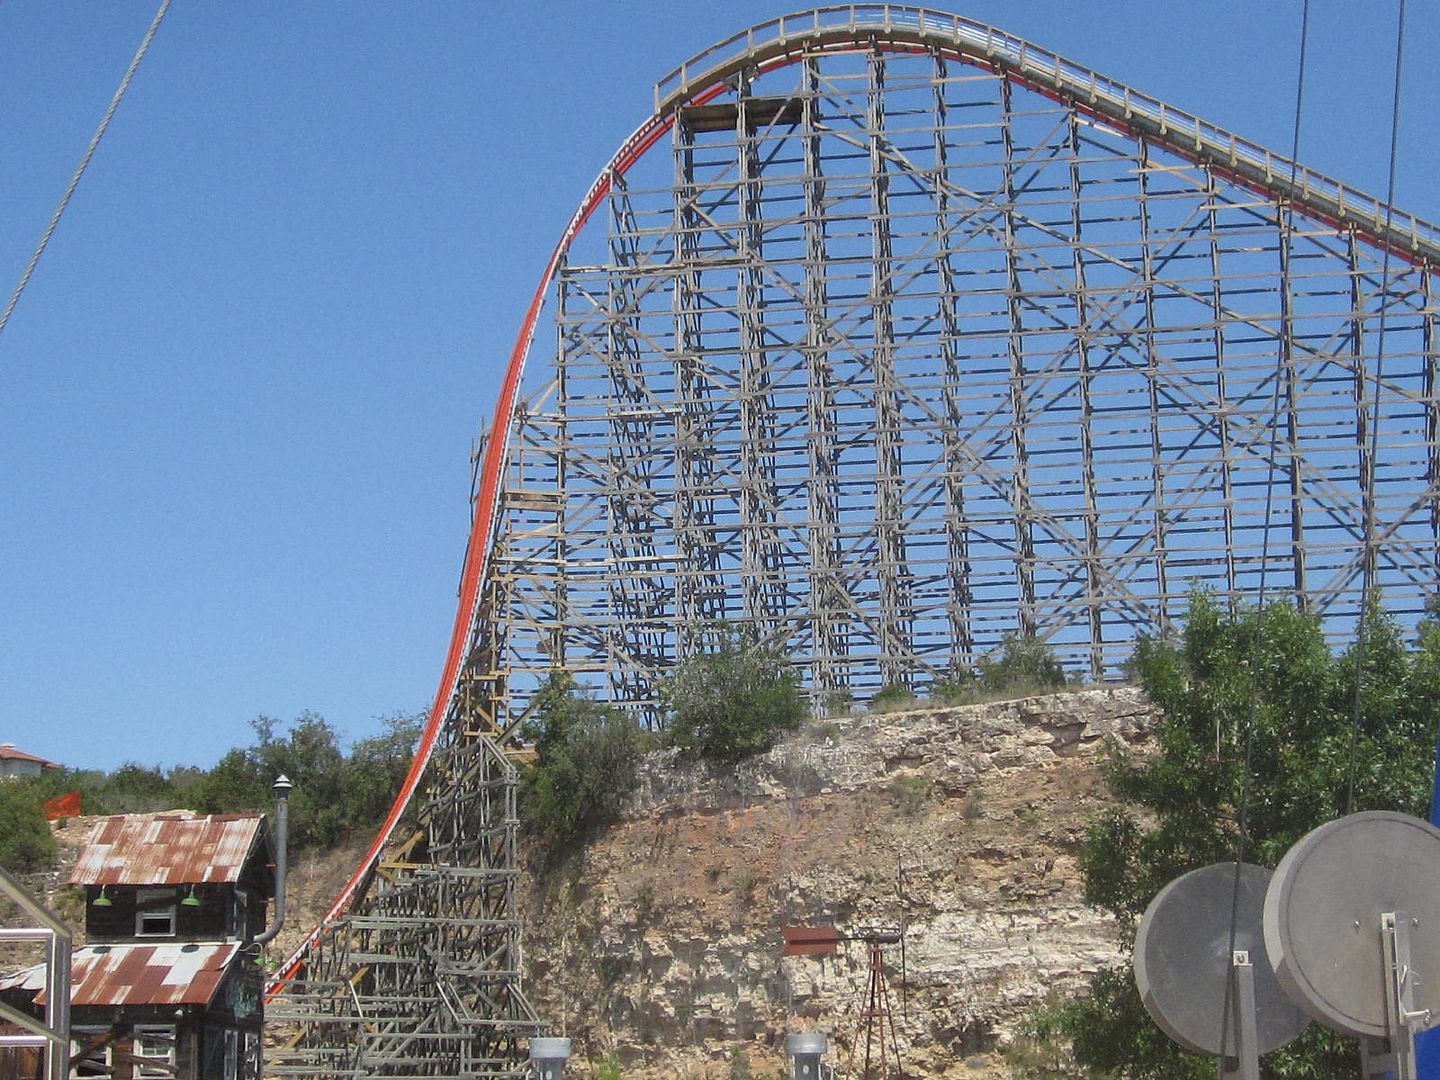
top-left (0, 813), bottom-right (277, 1079)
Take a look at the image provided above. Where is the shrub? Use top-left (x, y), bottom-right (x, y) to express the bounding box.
top-left (976, 633), bottom-right (1069, 695)
top-left (71, 761), bottom-right (210, 814)
top-left (521, 673), bottom-right (645, 854)
top-left (927, 676), bottom-right (975, 706)
top-left (0, 779), bottom-right (57, 871)
top-left (1006, 995), bottom-right (1084, 1078)
top-left (53, 885), bottom-right (87, 924)
top-left (870, 682), bottom-right (917, 712)
top-left (730, 865), bottom-right (759, 896)
top-left (888, 774), bottom-right (933, 816)
top-left (662, 625), bottom-right (806, 764)
top-left (634, 880), bottom-right (656, 920)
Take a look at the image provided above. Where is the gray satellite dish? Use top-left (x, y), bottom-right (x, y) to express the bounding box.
top-left (1263, 810), bottom-right (1440, 1040)
top-left (1134, 861), bottom-right (1308, 1058)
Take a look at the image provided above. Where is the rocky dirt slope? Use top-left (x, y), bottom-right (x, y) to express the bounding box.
top-left (11, 687), bottom-right (1154, 1079)
top-left (520, 687), bottom-right (1156, 1079)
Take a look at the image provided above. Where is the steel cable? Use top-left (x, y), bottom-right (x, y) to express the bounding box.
top-left (0, 0), bottom-right (173, 344)
top-left (1346, 0), bottom-right (1407, 816)
top-left (1214, 0), bottom-right (1405, 1065)
top-left (1217, 0), bottom-right (1311, 1066)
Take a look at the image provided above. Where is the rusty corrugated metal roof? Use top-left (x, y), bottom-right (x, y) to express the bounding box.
top-left (69, 813), bottom-right (268, 886)
top-left (0, 943), bottom-right (240, 1007)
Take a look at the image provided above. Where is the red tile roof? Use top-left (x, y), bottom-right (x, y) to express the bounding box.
top-left (70, 813), bottom-right (269, 886)
top-left (0, 942), bottom-right (240, 1007)
top-left (0, 743), bottom-right (60, 768)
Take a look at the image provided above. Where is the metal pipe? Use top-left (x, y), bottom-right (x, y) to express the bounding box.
top-left (45, 923), bottom-right (68, 1080)
top-left (250, 775), bottom-right (292, 947)
top-left (787, 1032), bottom-right (827, 1080)
top-left (529, 1037), bottom-right (572, 1080)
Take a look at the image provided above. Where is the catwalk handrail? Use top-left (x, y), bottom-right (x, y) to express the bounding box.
top-left (655, 4), bottom-right (1440, 269)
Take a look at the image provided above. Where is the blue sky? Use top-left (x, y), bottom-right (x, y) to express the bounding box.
top-left (1, 2), bottom-right (1436, 773)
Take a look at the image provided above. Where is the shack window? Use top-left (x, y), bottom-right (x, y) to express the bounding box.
top-left (135, 887), bottom-right (177, 937)
top-left (71, 1026), bottom-right (108, 1076)
top-left (134, 1025), bottom-right (177, 1078)
top-left (70, 1025), bottom-right (175, 1077)
top-left (244, 1030), bottom-right (261, 1077)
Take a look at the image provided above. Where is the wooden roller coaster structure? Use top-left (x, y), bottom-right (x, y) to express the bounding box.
top-left (265, 7), bottom-right (1440, 1076)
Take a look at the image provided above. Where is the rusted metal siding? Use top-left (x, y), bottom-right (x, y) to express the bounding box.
top-left (70, 814), bottom-right (266, 886)
top-left (0, 943), bottom-right (239, 1008)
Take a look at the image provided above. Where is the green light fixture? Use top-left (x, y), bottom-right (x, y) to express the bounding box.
top-left (180, 886), bottom-right (202, 909)
top-left (91, 886), bottom-right (112, 908)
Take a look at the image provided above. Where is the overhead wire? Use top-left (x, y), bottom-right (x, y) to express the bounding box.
top-left (1214, 0), bottom-right (1408, 1065)
top-left (1217, 0), bottom-right (1311, 1065)
top-left (0, 0), bottom-right (173, 344)
top-left (1345, 0), bottom-right (1408, 816)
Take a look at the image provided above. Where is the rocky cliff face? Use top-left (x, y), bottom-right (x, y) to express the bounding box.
top-left (519, 687), bottom-right (1157, 1078)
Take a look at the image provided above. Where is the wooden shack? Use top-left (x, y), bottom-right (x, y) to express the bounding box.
top-left (0, 813), bottom-right (276, 1079)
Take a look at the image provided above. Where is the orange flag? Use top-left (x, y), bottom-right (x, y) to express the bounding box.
top-left (43, 791), bottom-right (81, 820)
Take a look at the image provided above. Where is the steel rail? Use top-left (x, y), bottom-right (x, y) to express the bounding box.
top-left (271, 2), bottom-right (1438, 995)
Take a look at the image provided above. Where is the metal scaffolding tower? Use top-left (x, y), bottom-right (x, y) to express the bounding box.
top-left (266, 7), bottom-right (1440, 1076)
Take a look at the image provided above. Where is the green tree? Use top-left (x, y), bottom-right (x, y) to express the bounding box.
top-left (661, 624), bottom-right (807, 764)
top-left (102, 763), bottom-right (176, 812)
top-left (0, 778), bottom-right (57, 871)
top-left (5, 765), bottom-right (99, 813)
top-left (1061, 594), bottom-right (1440, 1077)
top-left (165, 764), bottom-right (209, 810)
top-left (42, 760), bottom-right (210, 816)
top-left (196, 710), bottom-right (421, 849)
top-left (520, 673), bottom-right (645, 854)
top-left (198, 745), bottom-right (268, 816)
top-left (343, 712), bottom-right (424, 827)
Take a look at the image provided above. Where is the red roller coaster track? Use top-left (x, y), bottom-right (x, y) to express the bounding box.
top-left (269, 87), bottom-right (724, 988)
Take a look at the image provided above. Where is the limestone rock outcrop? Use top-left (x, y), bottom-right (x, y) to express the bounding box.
top-left (520, 687), bottom-right (1156, 1078)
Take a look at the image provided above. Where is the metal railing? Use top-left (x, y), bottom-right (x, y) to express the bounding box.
top-left (0, 866), bottom-right (71, 1080)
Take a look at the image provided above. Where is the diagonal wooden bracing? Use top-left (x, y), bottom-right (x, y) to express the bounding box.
top-left (265, 8), bottom-right (1440, 1077)
top-left (504, 43), bottom-right (1440, 725)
